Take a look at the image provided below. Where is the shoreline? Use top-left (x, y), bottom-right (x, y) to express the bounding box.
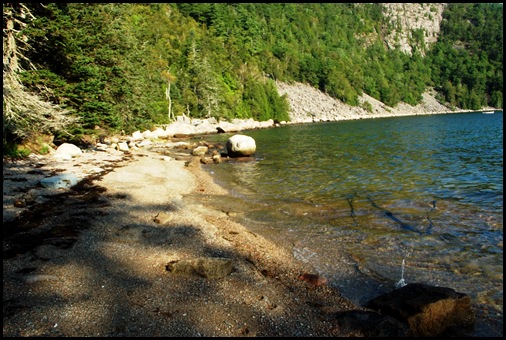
top-left (3, 83), bottom-right (501, 336)
top-left (155, 81), bottom-right (499, 138)
top-left (3, 122), bottom-right (499, 336)
top-left (4, 142), bottom-right (494, 336)
top-left (151, 106), bottom-right (496, 143)
top-left (3, 146), bottom-right (363, 337)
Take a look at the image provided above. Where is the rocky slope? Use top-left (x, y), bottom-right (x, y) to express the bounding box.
top-left (276, 81), bottom-right (465, 125)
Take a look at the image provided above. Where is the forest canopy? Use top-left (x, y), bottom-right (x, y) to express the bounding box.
top-left (3, 3), bottom-right (503, 148)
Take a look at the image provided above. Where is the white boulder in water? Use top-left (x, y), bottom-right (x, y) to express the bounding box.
top-left (226, 134), bottom-right (256, 157)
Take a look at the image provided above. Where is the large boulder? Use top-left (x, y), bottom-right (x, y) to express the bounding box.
top-left (364, 282), bottom-right (475, 336)
top-left (130, 130), bottom-right (143, 141)
top-left (193, 119), bottom-right (216, 135)
top-left (55, 143), bottom-right (82, 157)
top-left (151, 127), bottom-right (170, 139)
top-left (217, 121), bottom-right (242, 133)
top-left (226, 134), bottom-right (256, 157)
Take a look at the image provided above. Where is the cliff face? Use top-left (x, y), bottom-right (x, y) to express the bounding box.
top-left (381, 3), bottom-right (447, 55)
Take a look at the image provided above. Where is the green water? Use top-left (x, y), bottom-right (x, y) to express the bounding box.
top-left (198, 112), bottom-right (503, 336)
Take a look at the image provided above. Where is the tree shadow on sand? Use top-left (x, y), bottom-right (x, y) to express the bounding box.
top-left (3, 169), bottom-right (359, 336)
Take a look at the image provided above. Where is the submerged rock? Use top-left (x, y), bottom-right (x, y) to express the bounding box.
top-left (298, 273), bottom-right (328, 286)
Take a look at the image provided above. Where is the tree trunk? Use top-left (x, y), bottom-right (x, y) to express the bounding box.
top-left (166, 81), bottom-right (173, 121)
top-left (3, 4), bottom-right (75, 139)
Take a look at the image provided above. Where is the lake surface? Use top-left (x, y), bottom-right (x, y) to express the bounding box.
top-left (198, 111), bottom-right (503, 336)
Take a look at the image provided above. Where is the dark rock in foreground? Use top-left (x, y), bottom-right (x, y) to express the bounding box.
top-left (333, 310), bottom-right (410, 337)
top-left (364, 282), bottom-right (475, 337)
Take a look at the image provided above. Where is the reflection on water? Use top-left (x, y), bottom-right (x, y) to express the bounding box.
top-left (198, 111), bottom-right (503, 336)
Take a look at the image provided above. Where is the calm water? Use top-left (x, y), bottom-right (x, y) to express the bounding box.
top-left (199, 111), bottom-right (503, 336)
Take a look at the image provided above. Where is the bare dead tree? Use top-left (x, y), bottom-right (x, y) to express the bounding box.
top-left (3, 3), bottom-right (77, 140)
top-left (161, 69), bottom-right (177, 121)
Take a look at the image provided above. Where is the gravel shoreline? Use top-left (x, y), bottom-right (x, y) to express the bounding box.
top-left (153, 81), bottom-right (497, 138)
top-left (4, 82), bottom-right (500, 336)
top-left (3, 146), bottom-right (362, 337)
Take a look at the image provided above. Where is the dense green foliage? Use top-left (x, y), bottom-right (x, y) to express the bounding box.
top-left (428, 3), bottom-right (503, 109)
top-left (3, 3), bottom-right (503, 146)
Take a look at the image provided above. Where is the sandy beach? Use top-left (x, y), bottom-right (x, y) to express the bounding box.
top-left (3, 144), bottom-right (363, 337)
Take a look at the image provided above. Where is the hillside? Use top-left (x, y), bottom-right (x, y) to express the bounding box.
top-left (3, 3), bottom-right (503, 154)
top-left (277, 82), bottom-right (457, 124)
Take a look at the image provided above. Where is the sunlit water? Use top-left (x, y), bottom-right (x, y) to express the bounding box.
top-left (198, 111), bottom-right (503, 336)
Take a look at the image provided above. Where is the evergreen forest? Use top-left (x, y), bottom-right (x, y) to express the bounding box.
top-left (3, 3), bottom-right (503, 153)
